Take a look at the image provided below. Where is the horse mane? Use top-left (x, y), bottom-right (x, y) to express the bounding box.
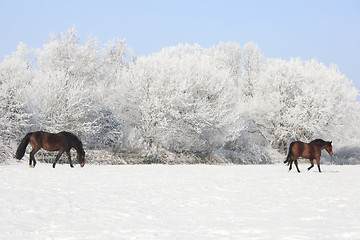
top-left (61, 131), bottom-right (85, 154)
top-left (310, 139), bottom-right (332, 146)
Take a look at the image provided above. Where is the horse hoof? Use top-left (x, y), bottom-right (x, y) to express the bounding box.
top-left (29, 165), bottom-right (34, 168)
top-left (70, 165), bottom-right (74, 168)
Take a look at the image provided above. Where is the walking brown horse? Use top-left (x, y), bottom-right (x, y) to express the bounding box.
top-left (16, 131), bottom-right (85, 168)
top-left (284, 139), bottom-right (333, 173)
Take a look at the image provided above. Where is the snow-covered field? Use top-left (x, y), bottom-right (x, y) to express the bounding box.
top-left (1, 163), bottom-right (360, 240)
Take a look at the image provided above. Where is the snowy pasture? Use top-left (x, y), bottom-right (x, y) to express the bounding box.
top-left (1, 163), bottom-right (360, 240)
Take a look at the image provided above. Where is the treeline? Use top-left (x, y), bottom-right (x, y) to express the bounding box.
top-left (1, 27), bottom-right (359, 164)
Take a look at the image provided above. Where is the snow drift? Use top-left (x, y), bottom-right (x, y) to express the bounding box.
top-left (1, 163), bottom-right (359, 239)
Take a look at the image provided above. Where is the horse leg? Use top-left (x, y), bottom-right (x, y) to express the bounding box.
top-left (29, 154), bottom-right (33, 168)
top-left (288, 158), bottom-right (293, 171)
top-left (294, 159), bottom-right (301, 173)
top-left (66, 151), bottom-right (74, 168)
top-left (289, 157), bottom-right (298, 172)
top-left (308, 159), bottom-right (314, 171)
top-left (53, 149), bottom-right (64, 168)
top-left (29, 147), bottom-right (40, 168)
top-left (316, 158), bottom-right (322, 173)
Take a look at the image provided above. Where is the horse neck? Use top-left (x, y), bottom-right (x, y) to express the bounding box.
top-left (316, 142), bottom-right (329, 150)
top-left (71, 138), bottom-right (84, 155)
top-left (73, 144), bottom-right (81, 154)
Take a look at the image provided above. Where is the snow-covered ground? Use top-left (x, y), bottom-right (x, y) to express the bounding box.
top-left (1, 163), bottom-right (360, 240)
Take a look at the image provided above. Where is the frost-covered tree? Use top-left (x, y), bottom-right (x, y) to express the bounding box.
top-left (1, 26), bottom-right (359, 164)
top-left (101, 38), bottom-right (128, 85)
top-left (15, 27), bottom-right (125, 151)
top-left (208, 42), bottom-right (242, 79)
top-left (94, 39), bottom-right (130, 150)
top-left (0, 43), bottom-right (34, 158)
top-left (27, 27), bottom-right (100, 138)
top-left (113, 43), bottom-right (244, 160)
top-left (251, 58), bottom-right (360, 154)
top-left (240, 42), bottom-right (264, 98)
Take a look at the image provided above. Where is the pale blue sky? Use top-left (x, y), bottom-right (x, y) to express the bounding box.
top-left (1, 0), bottom-right (359, 89)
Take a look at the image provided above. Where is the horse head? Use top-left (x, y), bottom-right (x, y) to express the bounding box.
top-left (325, 141), bottom-right (333, 155)
top-left (77, 150), bottom-right (85, 167)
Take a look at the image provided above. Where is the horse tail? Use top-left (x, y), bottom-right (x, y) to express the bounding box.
top-left (15, 133), bottom-right (32, 160)
top-left (284, 142), bottom-right (294, 165)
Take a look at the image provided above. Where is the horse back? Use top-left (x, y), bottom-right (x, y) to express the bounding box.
top-left (30, 131), bottom-right (69, 151)
top-left (291, 141), bottom-right (313, 159)
top-left (29, 131), bottom-right (46, 148)
top-left (292, 141), bottom-right (323, 159)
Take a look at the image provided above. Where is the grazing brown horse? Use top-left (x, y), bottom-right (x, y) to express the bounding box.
top-left (16, 131), bottom-right (85, 168)
top-left (284, 139), bottom-right (333, 173)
